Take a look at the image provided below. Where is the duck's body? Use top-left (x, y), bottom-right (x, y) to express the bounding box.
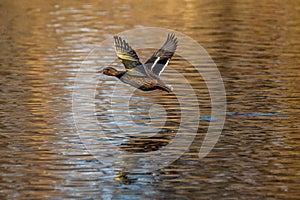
top-left (102, 67), bottom-right (173, 92)
top-left (101, 34), bottom-right (178, 93)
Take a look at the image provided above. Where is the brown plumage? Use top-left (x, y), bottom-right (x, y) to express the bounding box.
top-left (100, 34), bottom-right (178, 93)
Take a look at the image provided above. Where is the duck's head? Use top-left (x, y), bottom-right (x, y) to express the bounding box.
top-left (99, 67), bottom-right (121, 76)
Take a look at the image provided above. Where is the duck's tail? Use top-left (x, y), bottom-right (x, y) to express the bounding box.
top-left (155, 84), bottom-right (173, 93)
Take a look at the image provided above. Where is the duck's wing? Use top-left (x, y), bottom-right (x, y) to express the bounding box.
top-left (114, 36), bottom-right (148, 76)
top-left (144, 33), bottom-right (178, 76)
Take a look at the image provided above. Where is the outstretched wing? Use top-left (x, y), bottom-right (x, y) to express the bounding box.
top-left (145, 33), bottom-right (178, 76)
top-left (114, 36), bottom-right (148, 76)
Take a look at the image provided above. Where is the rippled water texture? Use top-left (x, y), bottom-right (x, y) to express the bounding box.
top-left (0, 0), bottom-right (299, 199)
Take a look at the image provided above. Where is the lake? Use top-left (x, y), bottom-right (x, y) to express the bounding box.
top-left (0, 0), bottom-right (299, 199)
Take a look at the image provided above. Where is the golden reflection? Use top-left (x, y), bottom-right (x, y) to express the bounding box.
top-left (0, 0), bottom-right (299, 198)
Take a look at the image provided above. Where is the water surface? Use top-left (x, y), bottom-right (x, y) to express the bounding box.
top-left (0, 0), bottom-right (299, 199)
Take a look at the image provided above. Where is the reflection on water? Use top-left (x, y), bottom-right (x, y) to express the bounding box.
top-left (0, 0), bottom-right (299, 199)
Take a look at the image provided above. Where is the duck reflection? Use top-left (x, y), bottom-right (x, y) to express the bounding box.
top-left (117, 90), bottom-right (180, 152)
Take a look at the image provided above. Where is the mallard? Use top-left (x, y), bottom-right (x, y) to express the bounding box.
top-left (100, 34), bottom-right (178, 93)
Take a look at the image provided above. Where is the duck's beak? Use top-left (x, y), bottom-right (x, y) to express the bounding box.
top-left (98, 69), bottom-right (104, 73)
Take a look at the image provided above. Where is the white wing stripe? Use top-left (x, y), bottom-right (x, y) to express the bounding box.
top-left (151, 57), bottom-right (160, 71)
top-left (158, 59), bottom-right (170, 76)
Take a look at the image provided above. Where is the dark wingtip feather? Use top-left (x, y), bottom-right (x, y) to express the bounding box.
top-left (114, 35), bottom-right (133, 53)
top-left (167, 33), bottom-right (178, 46)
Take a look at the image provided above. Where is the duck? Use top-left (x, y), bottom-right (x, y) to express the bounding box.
top-left (100, 33), bottom-right (178, 93)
